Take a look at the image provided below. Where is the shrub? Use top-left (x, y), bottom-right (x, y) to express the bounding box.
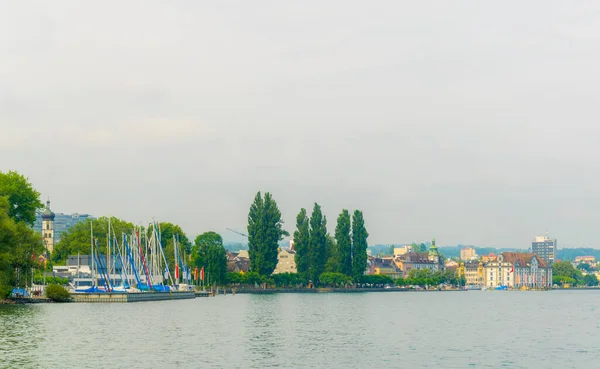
top-left (45, 284), bottom-right (71, 302)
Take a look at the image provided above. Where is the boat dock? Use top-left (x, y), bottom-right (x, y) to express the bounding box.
top-left (71, 291), bottom-right (196, 303)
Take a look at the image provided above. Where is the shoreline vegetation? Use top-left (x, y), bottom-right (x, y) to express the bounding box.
top-left (2, 170), bottom-right (596, 303)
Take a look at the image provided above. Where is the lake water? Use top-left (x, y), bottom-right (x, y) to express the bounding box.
top-left (1, 290), bottom-right (599, 369)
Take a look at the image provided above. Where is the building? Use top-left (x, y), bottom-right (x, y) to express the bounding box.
top-left (396, 239), bottom-right (445, 277)
top-left (483, 252), bottom-right (552, 289)
top-left (40, 200), bottom-right (55, 254)
top-left (226, 252), bottom-right (250, 273)
top-left (370, 256), bottom-right (402, 279)
top-left (460, 247), bottom-right (477, 261)
top-left (574, 256), bottom-right (595, 265)
top-left (393, 245), bottom-right (412, 257)
top-left (459, 260), bottom-right (483, 286)
top-left (34, 204), bottom-right (95, 244)
top-left (532, 235), bottom-right (557, 264)
top-left (273, 248), bottom-right (297, 274)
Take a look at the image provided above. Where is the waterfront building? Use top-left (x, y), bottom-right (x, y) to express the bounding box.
top-left (41, 200), bottom-right (55, 254)
top-left (459, 260), bottom-right (483, 286)
top-left (34, 204), bottom-right (95, 244)
top-left (460, 247), bottom-right (478, 261)
top-left (483, 252), bottom-right (552, 289)
top-left (532, 235), bottom-right (557, 264)
top-left (273, 248), bottom-right (297, 274)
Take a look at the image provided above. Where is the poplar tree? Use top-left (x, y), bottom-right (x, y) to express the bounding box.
top-left (247, 191), bottom-right (288, 276)
top-left (308, 203), bottom-right (327, 283)
top-left (351, 210), bottom-right (369, 282)
top-left (335, 209), bottom-right (352, 276)
top-left (293, 208), bottom-right (310, 278)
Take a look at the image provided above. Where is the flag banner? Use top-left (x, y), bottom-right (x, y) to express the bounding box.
top-left (194, 267), bottom-right (199, 281)
top-left (175, 264), bottom-right (179, 280)
top-left (200, 267), bottom-right (205, 281)
top-left (164, 269), bottom-right (168, 280)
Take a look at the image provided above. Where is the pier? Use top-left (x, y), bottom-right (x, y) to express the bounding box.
top-left (71, 291), bottom-right (196, 303)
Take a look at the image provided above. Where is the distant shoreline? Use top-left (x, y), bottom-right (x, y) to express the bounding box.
top-left (227, 287), bottom-right (465, 294)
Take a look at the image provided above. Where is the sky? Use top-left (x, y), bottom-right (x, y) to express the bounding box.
top-left (2, 1), bottom-right (600, 248)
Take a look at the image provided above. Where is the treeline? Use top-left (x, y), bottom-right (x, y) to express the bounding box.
top-left (395, 269), bottom-right (464, 287)
top-left (0, 171), bottom-right (44, 297)
top-left (552, 261), bottom-right (599, 287)
top-left (245, 191), bottom-right (369, 286)
top-left (226, 271), bottom-right (393, 288)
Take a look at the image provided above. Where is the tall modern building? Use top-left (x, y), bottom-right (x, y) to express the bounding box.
top-left (33, 202), bottom-right (95, 245)
top-left (531, 235), bottom-right (557, 264)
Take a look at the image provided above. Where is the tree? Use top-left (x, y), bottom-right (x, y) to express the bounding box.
top-left (45, 284), bottom-right (71, 302)
top-left (419, 243), bottom-right (427, 252)
top-left (552, 261), bottom-right (584, 286)
top-left (577, 263), bottom-right (592, 272)
top-left (192, 232), bottom-right (227, 286)
top-left (247, 192), bottom-right (288, 276)
top-left (52, 217), bottom-right (136, 265)
top-left (335, 209), bottom-right (352, 276)
top-left (319, 272), bottom-right (352, 287)
top-left (583, 274), bottom-right (599, 287)
top-left (0, 196), bottom-right (44, 297)
top-left (293, 208), bottom-right (310, 278)
top-left (324, 234), bottom-right (339, 273)
top-left (308, 203), bottom-right (327, 283)
top-left (0, 171), bottom-right (43, 226)
top-left (351, 210), bottom-right (369, 281)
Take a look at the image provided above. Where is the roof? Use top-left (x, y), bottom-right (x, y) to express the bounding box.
top-left (41, 200), bottom-right (55, 220)
top-left (499, 252), bottom-right (549, 268)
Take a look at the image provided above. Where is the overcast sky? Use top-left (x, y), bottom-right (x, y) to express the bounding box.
top-left (2, 1), bottom-right (600, 248)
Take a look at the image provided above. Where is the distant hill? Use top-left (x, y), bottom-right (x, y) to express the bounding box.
top-left (557, 248), bottom-right (600, 262)
top-left (224, 242), bottom-right (248, 252)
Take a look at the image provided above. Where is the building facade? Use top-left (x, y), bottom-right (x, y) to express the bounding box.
top-left (483, 252), bottom-right (552, 289)
top-left (41, 200), bottom-right (55, 254)
top-left (459, 260), bottom-right (483, 286)
top-left (460, 247), bottom-right (477, 261)
top-left (532, 235), bottom-right (557, 264)
top-left (273, 248), bottom-right (297, 274)
top-left (34, 205), bottom-right (95, 244)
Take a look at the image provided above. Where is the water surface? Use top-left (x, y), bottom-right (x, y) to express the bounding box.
top-left (1, 290), bottom-right (598, 368)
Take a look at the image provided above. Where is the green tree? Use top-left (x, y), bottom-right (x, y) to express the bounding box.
top-left (247, 192), bottom-right (288, 276)
top-left (324, 234), bottom-right (339, 273)
top-left (351, 210), bottom-right (369, 281)
top-left (577, 263), bottom-right (592, 272)
top-left (419, 243), bottom-right (427, 252)
top-left (192, 232), bottom-right (228, 286)
top-left (272, 272), bottom-right (301, 287)
top-left (293, 208), bottom-right (310, 278)
top-left (583, 274), bottom-right (599, 287)
top-left (0, 196), bottom-right (44, 297)
top-left (335, 209), bottom-right (352, 276)
top-left (308, 203), bottom-right (327, 283)
top-left (45, 284), bottom-right (71, 302)
top-left (319, 272), bottom-right (352, 287)
top-left (0, 171), bottom-right (43, 226)
top-left (52, 217), bottom-right (136, 265)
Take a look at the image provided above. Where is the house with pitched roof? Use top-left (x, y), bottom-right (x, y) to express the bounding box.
top-left (483, 252), bottom-right (552, 289)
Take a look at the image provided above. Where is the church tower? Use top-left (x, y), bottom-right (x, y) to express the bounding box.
top-left (428, 237), bottom-right (440, 264)
top-left (41, 199), bottom-right (56, 255)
